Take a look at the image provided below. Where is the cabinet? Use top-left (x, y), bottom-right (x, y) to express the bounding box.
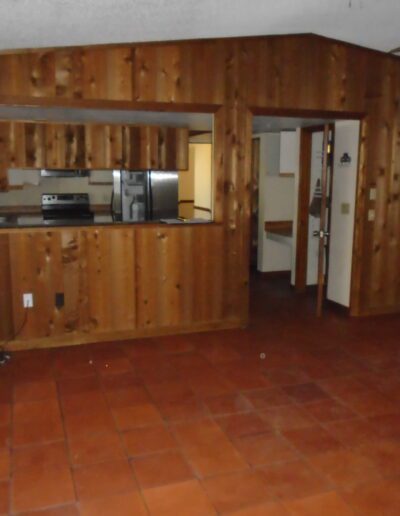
top-left (124, 126), bottom-right (189, 170)
top-left (0, 121), bottom-right (189, 191)
top-left (45, 124), bottom-right (86, 169)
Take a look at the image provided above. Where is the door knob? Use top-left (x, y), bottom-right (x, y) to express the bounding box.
top-left (313, 230), bottom-right (330, 238)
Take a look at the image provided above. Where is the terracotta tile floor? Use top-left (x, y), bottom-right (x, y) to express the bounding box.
top-left (1, 276), bottom-right (400, 514)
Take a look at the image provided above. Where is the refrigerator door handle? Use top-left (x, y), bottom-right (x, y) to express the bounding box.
top-left (147, 171), bottom-right (153, 221)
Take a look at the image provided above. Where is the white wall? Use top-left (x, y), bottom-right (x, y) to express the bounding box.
top-left (193, 143), bottom-right (212, 219)
top-left (327, 120), bottom-right (360, 307)
top-left (257, 132), bottom-right (299, 273)
top-left (0, 170), bottom-right (112, 206)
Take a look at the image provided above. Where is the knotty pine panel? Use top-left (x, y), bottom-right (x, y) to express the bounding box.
top-left (5, 227), bottom-right (137, 341)
top-left (135, 225), bottom-right (223, 329)
top-left (85, 124), bottom-right (124, 169)
top-left (0, 234), bottom-right (13, 341)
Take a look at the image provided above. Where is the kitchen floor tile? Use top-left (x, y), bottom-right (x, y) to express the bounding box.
top-left (302, 399), bottom-right (356, 423)
top-left (244, 388), bottom-right (293, 410)
top-left (132, 450), bottom-right (194, 488)
top-left (79, 490), bottom-right (148, 516)
top-left (342, 477), bottom-right (400, 516)
top-left (11, 463), bottom-right (75, 513)
top-left (308, 448), bottom-right (381, 488)
top-left (215, 412), bottom-right (271, 439)
top-left (123, 425), bottom-right (176, 457)
top-left (0, 404), bottom-right (10, 426)
top-left (14, 379), bottom-right (57, 402)
top-left (112, 402), bottom-right (163, 430)
top-left (0, 481), bottom-right (9, 514)
top-left (202, 470), bottom-right (272, 513)
top-left (283, 491), bottom-right (354, 515)
top-left (73, 459), bottom-right (137, 501)
top-left (234, 433), bottom-right (298, 466)
top-left (143, 479), bottom-right (217, 516)
top-left (13, 399), bottom-right (64, 446)
top-left (0, 448), bottom-right (9, 480)
top-left (205, 393), bottom-right (254, 415)
top-left (259, 405), bottom-right (314, 431)
top-left (15, 505), bottom-right (80, 516)
top-left (226, 501), bottom-right (290, 515)
top-left (258, 460), bottom-right (330, 500)
top-left (13, 440), bottom-right (69, 471)
top-left (173, 419), bottom-right (247, 477)
top-left (68, 430), bottom-right (125, 466)
top-left (283, 383), bottom-right (330, 404)
top-left (283, 425), bottom-right (342, 456)
top-left (323, 418), bottom-right (378, 447)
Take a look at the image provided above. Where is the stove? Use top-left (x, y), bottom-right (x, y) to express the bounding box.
top-left (41, 193), bottom-right (94, 224)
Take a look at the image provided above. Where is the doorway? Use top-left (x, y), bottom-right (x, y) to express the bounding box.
top-left (251, 114), bottom-right (361, 316)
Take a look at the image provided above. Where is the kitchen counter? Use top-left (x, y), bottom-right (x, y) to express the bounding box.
top-left (0, 213), bottom-right (213, 230)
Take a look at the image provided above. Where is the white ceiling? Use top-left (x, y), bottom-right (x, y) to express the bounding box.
top-left (0, 0), bottom-right (399, 53)
top-left (0, 106), bottom-right (213, 130)
top-left (253, 116), bottom-right (337, 133)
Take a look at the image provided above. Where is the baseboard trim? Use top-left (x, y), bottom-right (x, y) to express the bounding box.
top-left (5, 318), bottom-right (242, 352)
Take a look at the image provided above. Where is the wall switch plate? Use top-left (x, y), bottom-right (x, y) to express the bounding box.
top-left (23, 293), bottom-right (34, 308)
top-left (341, 202), bottom-right (350, 215)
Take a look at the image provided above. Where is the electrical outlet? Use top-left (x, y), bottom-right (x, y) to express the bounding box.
top-left (23, 293), bottom-right (34, 308)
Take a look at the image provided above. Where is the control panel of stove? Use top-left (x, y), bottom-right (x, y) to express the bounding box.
top-left (41, 193), bottom-right (90, 206)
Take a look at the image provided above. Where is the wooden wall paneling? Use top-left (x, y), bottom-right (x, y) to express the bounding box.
top-left (26, 52), bottom-right (55, 98)
top-left (132, 45), bottom-right (158, 102)
top-left (0, 121), bottom-right (10, 190)
top-left (61, 229), bottom-right (89, 332)
top-left (8, 231), bottom-right (64, 339)
top-left (9, 122), bottom-right (26, 169)
top-left (84, 229), bottom-right (113, 332)
top-left (157, 227), bottom-right (183, 327)
top-left (1, 34), bottom-right (400, 323)
top-left (295, 129), bottom-right (312, 291)
top-left (24, 123), bottom-right (46, 168)
top-left (388, 67), bottom-right (400, 307)
top-left (379, 61), bottom-right (400, 309)
top-left (220, 41), bottom-right (251, 321)
top-left (85, 124), bottom-right (123, 169)
top-left (136, 227), bottom-right (161, 329)
top-left (74, 228), bottom-right (136, 333)
top-left (83, 45), bottom-right (135, 101)
top-left (0, 234), bottom-right (14, 340)
top-left (213, 108), bottom-right (225, 224)
top-left (154, 44), bottom-right (182, 103)
top-left (192, 225), bottom-right (224, 322)
top-left (104, 47), bottom-right (133, 101)
top-left (350, 118), bottom-right (368, 316)
top-left (107, 227), bottom-right (136, 330)
top-left (45, 124), bottom-right (66, 168)
top-left (125, 125), bottom-right (159, 169)
top-left (174, 128), bottom-right (189, 170)
top-left (55, 49), bottom-right (84, 99)
top-left (364, 60), bottom-right (397, 310)
top-left (153, 126), bottom-right (189, 171)
top-left (64, 124), bottom-right (85, 168)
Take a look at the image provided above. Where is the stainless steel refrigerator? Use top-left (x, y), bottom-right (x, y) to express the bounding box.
top-left (112, 170), bottom-right (178, 222)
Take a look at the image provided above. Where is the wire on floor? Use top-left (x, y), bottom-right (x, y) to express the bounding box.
top-left (0, 309), bottom-right (29, 365)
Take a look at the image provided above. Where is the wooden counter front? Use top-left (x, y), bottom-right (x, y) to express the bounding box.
top-left (0, 223), bottom-right (231, 350)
